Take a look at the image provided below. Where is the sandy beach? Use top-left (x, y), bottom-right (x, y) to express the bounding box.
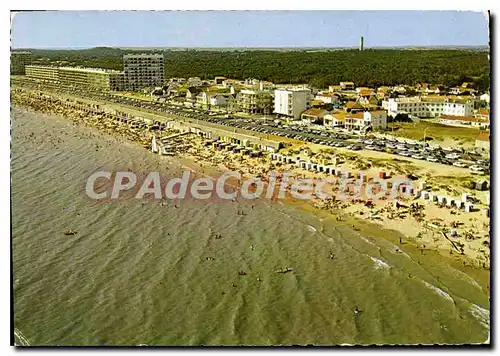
top-left (10, 92), bottom-right (490, 345)
top-left (10, 87), bottom-right (490, 271)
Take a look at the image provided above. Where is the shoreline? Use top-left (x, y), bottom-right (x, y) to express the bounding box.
top-left (10, 88), bottom-right (490, 276)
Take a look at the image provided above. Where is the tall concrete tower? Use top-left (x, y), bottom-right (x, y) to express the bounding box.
top-left (359, 36), bottom-right (364, 51)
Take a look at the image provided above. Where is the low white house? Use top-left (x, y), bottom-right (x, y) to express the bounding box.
top-left (364, 110), bottom-right (388, 130)
top-left (209, 94), bottom-right (228, 107)
top-left (315, 92), bottom-right (340, 104)
top-left (300, 108), bottom-right (328, 125)
top-left (186, 87), bottom-right (203, 102)
top-left (439, 115), bottom-right (490, 129)
top-left (194, 91), bottom-right (228, 108)
top-left (345, 110), bottom-right (387, 131)
top-left (340, 81), bottom-right (355, 90)
top-left (480, 93), bottom-right (490, 104)
top-left (187, 77), bottom-right (203, 87)
top-left (475, 131), bottom-right (490, 151)
top-left (323, 112), bottom-right (346, 128)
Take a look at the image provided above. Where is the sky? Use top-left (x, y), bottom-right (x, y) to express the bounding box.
top-left (10, 11), bottom-right (489, 49)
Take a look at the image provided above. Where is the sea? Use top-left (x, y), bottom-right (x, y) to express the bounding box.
top-left (11, 107), bottom-right (490, 346)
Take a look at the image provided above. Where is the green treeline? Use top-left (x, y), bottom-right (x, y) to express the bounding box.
top-left (21, 47), bottom-right (490, 90)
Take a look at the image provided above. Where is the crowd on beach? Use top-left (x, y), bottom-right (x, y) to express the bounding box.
top-left (181, 136), bottom-right (490, 269)
top-left (11, 87), bottom-right (490, 270)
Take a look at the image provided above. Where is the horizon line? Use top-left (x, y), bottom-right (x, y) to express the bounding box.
top-left (11, 45), bottom-right (490, 50)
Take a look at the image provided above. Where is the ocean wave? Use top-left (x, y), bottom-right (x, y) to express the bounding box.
top-left (370, 256), bottom-right (390, 270)
top-left (469, 303), bottom-right (490, 330)
top-left (421, 280), bottom-right (454, 304)
top-left (360, 235), bottom-right (376, 247)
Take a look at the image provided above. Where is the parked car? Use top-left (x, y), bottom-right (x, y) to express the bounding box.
top-left (469, 165), bottom-right (485, 173)
top-left (426, 156), bottom-right (439, 162)
top-left (411, 154), bottom-right (425, 160)
top-left (398, 151), bottom-right (412, 157)
top-left (445, 153), bottom-right (461, 159)
top-left (453, 161), bottom-right (467, 168)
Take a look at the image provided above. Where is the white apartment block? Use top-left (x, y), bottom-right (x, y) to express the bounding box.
top-left (385, 96), bottom-right (474, 118)
top-left (274, 88), bottom-right (311, 120)
top-left (123, 53), bottom-right (164, 91)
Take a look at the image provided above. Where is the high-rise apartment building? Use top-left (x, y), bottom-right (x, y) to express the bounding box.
top-left (10, 51), bottom-right (32, 75)
top-left (274, 88), bottom-right (311, 120)
top-left (123, 53), bottom-right (165, 91)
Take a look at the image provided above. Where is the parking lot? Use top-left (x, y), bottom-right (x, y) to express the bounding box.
top-left (12, 78), bottom-right (490, 175)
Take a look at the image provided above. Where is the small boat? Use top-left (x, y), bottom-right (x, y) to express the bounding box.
top-left (238, 271), bottom-right (247, 276)
top-left (63, 230), bottom-right (77, 236)
top-left (275, 267), bottom-right (293, 274)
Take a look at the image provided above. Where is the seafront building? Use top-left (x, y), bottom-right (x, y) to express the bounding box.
top-left (108, 72), bottom-right (126, 91)
top-left (58, 67), bottom-right (125, 91)
top-left (384, 96), bottom-right (474, 118)
top-left (236, 88), bottom-right (273, 115)
top-left (320, 109), bottom-right (387, 131)
top-left (25, 65), bottom-right (125, 91)
top-left (25, 65), bottom-right (60, 82)
top-left (475, 131), bottom-right (490, 151)
top-left (438, 115), bottom-right (490, 129)
top-left (123, 53), bottom-right (165, 91)
top-left (323, 112), bottom-right (347, 128)
top-left (345, 110), bottom-right (388, 131)
top-left (300, 108), bottom-right (328, 125)
top-left (10, 52), bottom-right (32, 75)
top-left (274, 88), bottom-right (311, 120)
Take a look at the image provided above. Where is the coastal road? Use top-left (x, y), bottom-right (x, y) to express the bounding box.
top-left (11, 78), bottom-right (488, 174)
